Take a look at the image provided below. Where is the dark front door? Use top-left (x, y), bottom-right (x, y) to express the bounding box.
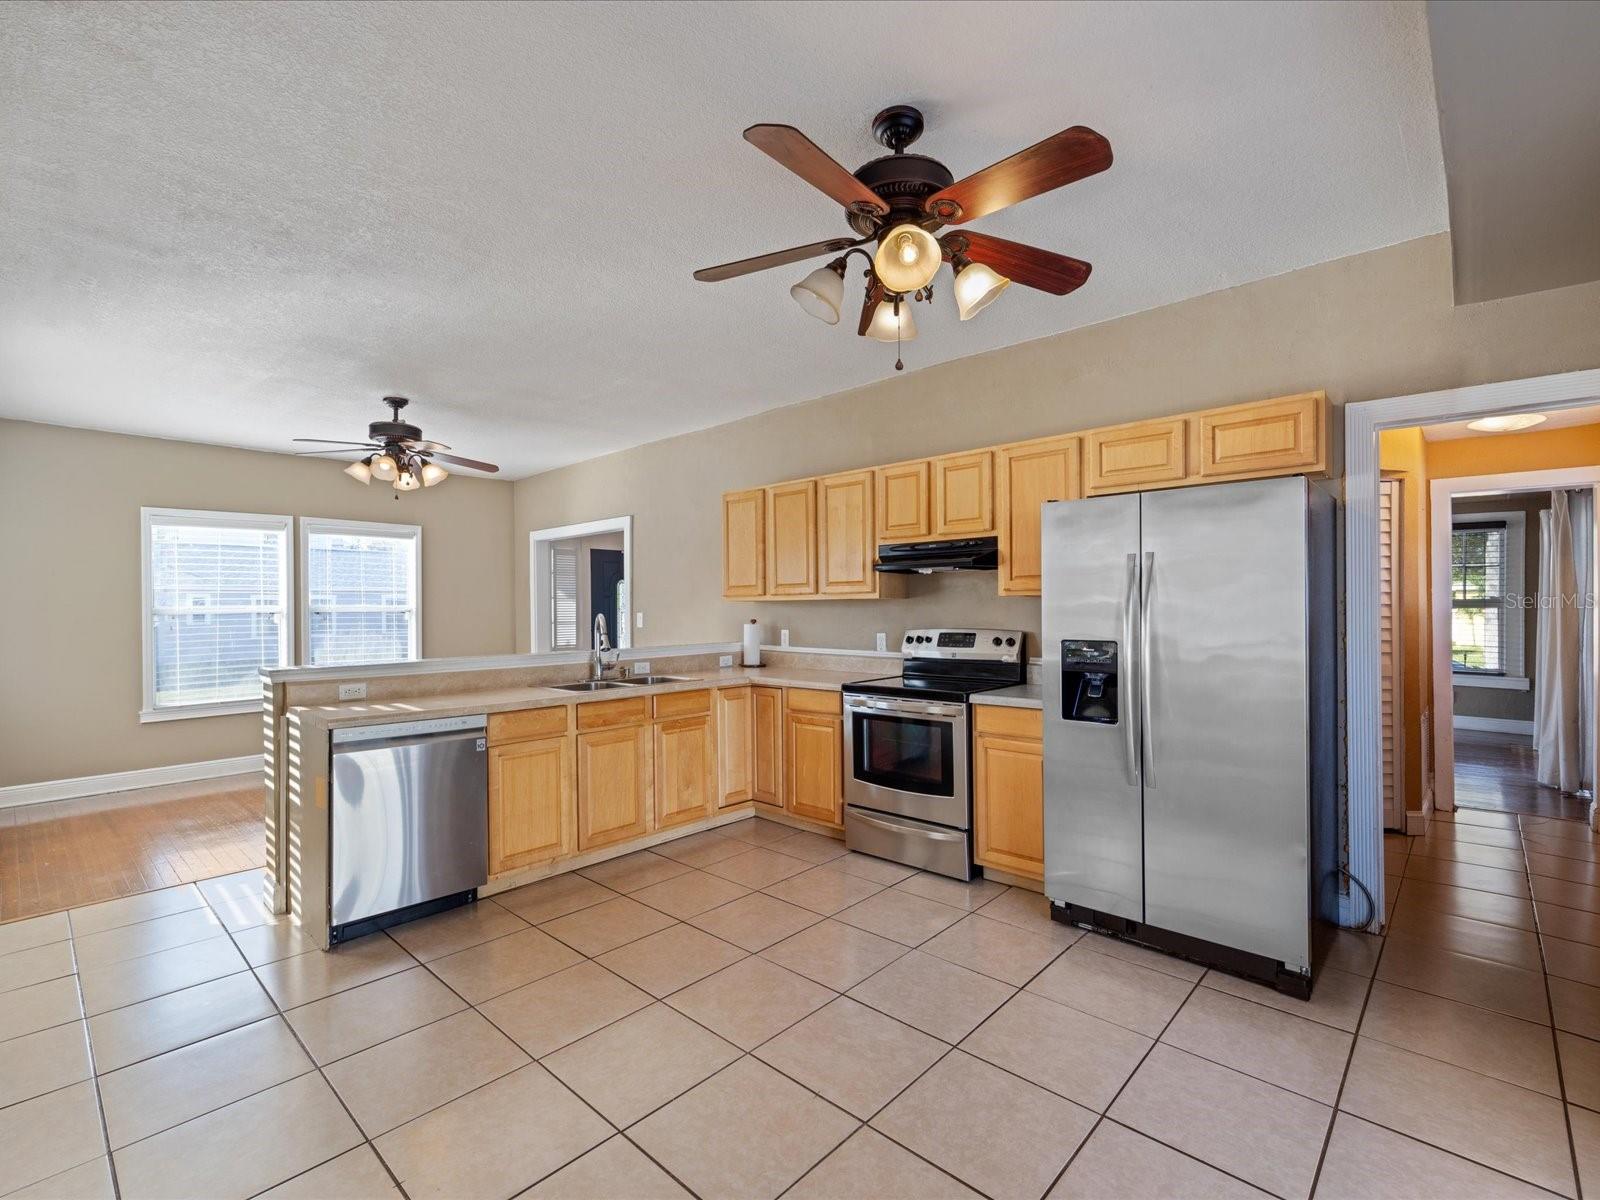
top-left (589, 549), bottom-right (624, 646)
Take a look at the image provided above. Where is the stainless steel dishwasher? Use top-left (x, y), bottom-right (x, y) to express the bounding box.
top-left (329, 715), bottom-right (488, 944)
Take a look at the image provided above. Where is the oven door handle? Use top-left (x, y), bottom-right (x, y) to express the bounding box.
top-left (845, 698), bottom-right (965, 720)
top-left (847, 807), bottom-right (967, 842)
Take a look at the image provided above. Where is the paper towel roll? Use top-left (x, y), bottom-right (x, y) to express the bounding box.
top-left (742, 620), bottom-right (762, 666)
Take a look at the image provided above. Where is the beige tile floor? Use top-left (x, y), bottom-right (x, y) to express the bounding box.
top-left (3, 808), bottom-right (1599, 1199)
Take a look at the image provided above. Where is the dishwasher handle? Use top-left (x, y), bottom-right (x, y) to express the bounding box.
top-left (331, 714), bottom-right (488, 751)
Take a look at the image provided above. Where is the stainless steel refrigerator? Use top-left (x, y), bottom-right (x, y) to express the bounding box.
top-left (1041, 475), bottom-right (1337, 996)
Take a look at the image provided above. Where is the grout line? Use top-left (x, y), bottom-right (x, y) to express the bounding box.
top-left (1304, 931), bottom-right (1380, 1197)
top-left (70, 948), bottom-right (124, 1200)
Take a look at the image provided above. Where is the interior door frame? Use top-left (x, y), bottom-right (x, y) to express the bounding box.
top-left (1346, 368), bottom-right (1600, 929)
top-left (527, 515), bottom-right (632, 653)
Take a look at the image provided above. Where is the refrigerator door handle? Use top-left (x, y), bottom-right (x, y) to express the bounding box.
top-left (1140, 549), bottom-right (1156, 787)
top-left (1122, 552), bottom-right (1140, 786)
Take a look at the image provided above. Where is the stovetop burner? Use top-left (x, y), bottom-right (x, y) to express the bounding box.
top-left (843, 627), bottom-right (1027, 703)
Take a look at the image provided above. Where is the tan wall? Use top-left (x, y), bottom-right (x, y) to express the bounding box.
top-left (512, 233), bottom-right (1600, 655)
top-left (0, 420), bottom-right (516, 787)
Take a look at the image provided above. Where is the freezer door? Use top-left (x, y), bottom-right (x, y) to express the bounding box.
top-left (1139, 477), bottom-right (1311, 969)
top-left (1041, 492), bottom-right (1144, 921)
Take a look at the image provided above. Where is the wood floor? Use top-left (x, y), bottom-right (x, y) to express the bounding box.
top-left (1454, 728), bottom-right (1590, 821)
top-left (0, 774), bottom-right (264, 923)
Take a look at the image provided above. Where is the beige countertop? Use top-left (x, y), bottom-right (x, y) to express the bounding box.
top-left (973, 683), bottom-right (1043, 709)
top-left (289, 665), bottom-right (862, 729)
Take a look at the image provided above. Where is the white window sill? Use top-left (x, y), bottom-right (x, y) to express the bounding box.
top-left (140, 700), bottom-right (263, 723)
top-left (1452, 674), bottom-right (1530, 692)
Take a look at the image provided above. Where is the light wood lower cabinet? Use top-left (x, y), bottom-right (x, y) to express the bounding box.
top-left (576, 722), bottom-right (652, 851)
top-left (487, 735), bottom-right (574, 876)
top-left (972, 705), bottom-right (1044, 881)
top-left (715, 686), bottom-right (753, 806)
top-left (752, 686), bottom-right (783, 808)
top-left (655, 713), bottom-right (715, 830)
top-left (784, 689), bottom-right (843, 827)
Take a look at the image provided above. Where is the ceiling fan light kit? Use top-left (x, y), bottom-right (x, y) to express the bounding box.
top-left (292, 396), bottom-right (499, 496)
top-left (696, 105), bottom-right (1110, 369)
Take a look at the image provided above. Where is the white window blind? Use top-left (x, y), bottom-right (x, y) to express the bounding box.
top-left (1452, 520), bottom-right (1508, 674)
top-left (143, 509), bottom-right (291, 716)
top-left (303, 520), bottom-right (420, 666)
top-left (551, 545), bottom-right (579, 650)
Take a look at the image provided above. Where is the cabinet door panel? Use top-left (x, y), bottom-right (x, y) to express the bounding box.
top-left (722, 488), bottom-right (766, 598)
top-left (818, 470), bottom-right (877, 595)
top-left (876, 461), bottom-right (931, 541)
top-left (1085, 418), bottom-right (1187, 494)
top-left (766, 480), bottom-right (818, 595)
top-left (753, 686), bottom-right (783, 808)
top-left (577, 725), bottom-right (651, 850)
top-left (716, 687), bottom-right (753, 806)
top-left (933, 451), bottom-right (994, 536)
top-left (785, 711), bottom-right (842, 826)
top-left (655, 715), bottom-right (715, 829)
top-left (997, 436), bottom-right (1080, 595)
top-left (1196, 392), bottom-right (1325, 480)
top-left (973, 732), bottom-right (1044, 880)
top-left (488, 736), bottom-right (574, 875)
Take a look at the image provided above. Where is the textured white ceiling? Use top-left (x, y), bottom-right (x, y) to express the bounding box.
top-left (0, 1), bottom-right (1447, 478)
top-left (1422, 404), bottom-right (1600, 441)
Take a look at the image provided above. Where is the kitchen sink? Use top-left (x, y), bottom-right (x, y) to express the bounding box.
top-left (548, 680), bottom-right (634, 692)
top-left (615, 675), bottom-right (693, 686)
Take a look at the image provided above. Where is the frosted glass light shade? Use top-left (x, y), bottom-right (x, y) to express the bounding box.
top-left (420, 461), bottom-right (449, 486)
top-left (865, 298), bottom-right (917, 343)
top-left (343, 458), bottom-right (373, 484)
top-left (790, 262), bottom-right (845, 324)
top-left (369, 453), bottom-right (399, 481)
top-left (393, 470), bottom-right (420, 492)
top-left (1466, 413), bottom-right (1547, 433)
top-left (954, 260), bottom-right (1010, 320)
top-left (872, 224), bottom-right (941, 294)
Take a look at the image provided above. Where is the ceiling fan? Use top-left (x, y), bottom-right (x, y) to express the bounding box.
top-left (694, 105), bottom-right (1111, 368)
top-left (292, 396), bottom-right (500, 493)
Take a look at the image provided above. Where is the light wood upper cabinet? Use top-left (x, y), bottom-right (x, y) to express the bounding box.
top-left (576, 722), bottom-right (651, 851)
top-left (818, 469), bottom-right (878, 596)
top-left (722, 489), bottom-right (766, 599)
top-left (933, 451), bottom-right (994, 536)
top-left (715, 686), bottom-right (753, 807)
top-left (876, 460), bottom-right (931, 542)
top-left (1195, 391), bottom-right (1325, 481)
top-left (972, 705), bottom-right (1044, 880)
top-left (784, 689), bottom-right (842, 827)
top-left (1084, 417), bottom-right (1188, 495)
top-left (752, 685), bottom-right (783, 809)
top-left (654, 710), bottom-right (715, 831)
top-left (765, 480), bottom-right (818, 596)
top-left (488, 734), bottom-right (574, 876)
top-left (996, 435), bottom-right (1081, 596)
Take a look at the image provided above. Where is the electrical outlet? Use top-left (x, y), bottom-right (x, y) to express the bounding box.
top-left (780, 629), bottom-right (790, 647)
top-left (337, 682), bottom-right (367, 701)
top-left (719, 654), bottom-right (733, 667)
top-left (631, 661), bottom-right (650, 675)
top-left (635, 611), bottom-right (644, 629)
top-left (875, 632), bottom-right (887, 652)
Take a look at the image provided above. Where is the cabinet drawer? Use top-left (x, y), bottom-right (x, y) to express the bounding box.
top-left (784, 688), bottom-right (843, 716)
top-left (974, 704), bottom-right (1042, 739)
top-left (653, 689), bottom-right (712, 720)
top-left (488, 706), bottom-right (570, 744)
top-left (576, 696), bottom-right (651, 731)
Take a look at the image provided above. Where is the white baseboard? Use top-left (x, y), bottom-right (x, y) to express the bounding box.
top-left (1453, 715), bottom-right (1535, 736)
top-left (0, 756), bottom-right (262, 810)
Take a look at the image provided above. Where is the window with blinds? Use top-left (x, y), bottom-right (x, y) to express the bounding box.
top-left (303, 520), bottom-right (420, 667)
top-left (550, 545), bottom-right (579, 650)
top-left (1451, 519), bottom-right (1508, 674)
top-left (142, 509), bottom-right (291, 715)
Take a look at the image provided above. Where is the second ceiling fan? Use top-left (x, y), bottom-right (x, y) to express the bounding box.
top-left (694, 105), bottom-right (1111, 367)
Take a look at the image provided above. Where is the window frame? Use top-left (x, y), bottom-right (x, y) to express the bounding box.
top-left (1449, 509), bottom-right (1527, 686)
top-left (298, 517), bottom-right (423, 668)
top-left (140, 507), bottom-right (294, 722)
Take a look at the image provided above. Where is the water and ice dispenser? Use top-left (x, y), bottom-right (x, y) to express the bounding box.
top-left (1060, 640), bottom-right (1119, 724)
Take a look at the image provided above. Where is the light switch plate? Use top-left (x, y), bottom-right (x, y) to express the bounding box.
top-left (631, 661), bottom-right (650, 675)
top-left (780, 629), bottom-right (790, 647)
top-left (635, 611), bottom-right (644, 628)
top-left (719, 654), bottom-right (733, 667)
top-left (875, 632), bottom-right (887, 652)
top-left (338, 682), bottom-right (367, 701)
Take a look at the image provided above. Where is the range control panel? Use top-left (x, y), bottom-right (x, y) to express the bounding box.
top-left (902, 628), bottom-right (1024, 663)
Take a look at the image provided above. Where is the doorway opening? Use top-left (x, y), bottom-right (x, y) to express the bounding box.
top-left (528, 516), bottom-right (632, 654)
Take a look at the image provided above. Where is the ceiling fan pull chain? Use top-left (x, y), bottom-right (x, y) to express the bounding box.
top-left (894, 296), bottom-right (904, 372)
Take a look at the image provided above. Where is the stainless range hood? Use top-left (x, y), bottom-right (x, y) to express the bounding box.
top-left (875, 537), bottom-right (999, 574)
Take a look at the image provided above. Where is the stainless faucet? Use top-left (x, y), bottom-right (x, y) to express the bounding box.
top-left (590, 613), bottom-right (621, 681)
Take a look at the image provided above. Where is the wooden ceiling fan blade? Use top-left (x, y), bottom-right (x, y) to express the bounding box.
top-left (425, 451), bottom-right (500, 473)
top-left (396, 438), bottom-right (452, 451)
top-left (856, 278), bottom-right (884, 336)
top-left (292, 438), bottom-right (379, 446)
top-left (694, 237), bottom-right (861, 283)
top-left (925, 126), bottom-right (1111, 224)
top-left (955, 232), bottom-right (1091, 295)
top-left (294, 448), bottom-right (374, 457)
top-left (744, 124), bottom-right (889, 215)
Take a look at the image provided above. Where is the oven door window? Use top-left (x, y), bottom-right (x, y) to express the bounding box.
top-left (852, 712), bottom-right (955, 797)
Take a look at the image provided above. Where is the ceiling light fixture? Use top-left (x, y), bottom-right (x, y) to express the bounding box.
top-left (420, 461), bottom-right (449, 487)
top-left (872, 224), bottom-right (941, 295)
top-left (343, 458), bottom-right (373, 484)
top-left (952, 254), bottom-right (1010, 321)
top-left (865, 296), bottom-right (916, 343)
top-left (393, 469), bottom-right (420, 492)
top-left (790, 259), bottom-right (846, 324)
top-left (292, 397), bottom-right (500, 497)
top-left (369, 453), bottom-right (398, 482)
top-left (1466, 413), bottom-right (1548, 434)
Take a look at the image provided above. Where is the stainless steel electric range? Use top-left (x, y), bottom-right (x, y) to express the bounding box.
top-left (843, 628), bottom-right (1027, 880)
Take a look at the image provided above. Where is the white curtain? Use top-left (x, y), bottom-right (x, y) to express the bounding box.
top-left (1534, 490), bottom-right (1590, 792)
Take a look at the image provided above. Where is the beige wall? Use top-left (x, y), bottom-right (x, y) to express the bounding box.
top-left (0, 420), bottom-right (515, 787)
top-left (513, 233), bottom-right (1600, 656)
